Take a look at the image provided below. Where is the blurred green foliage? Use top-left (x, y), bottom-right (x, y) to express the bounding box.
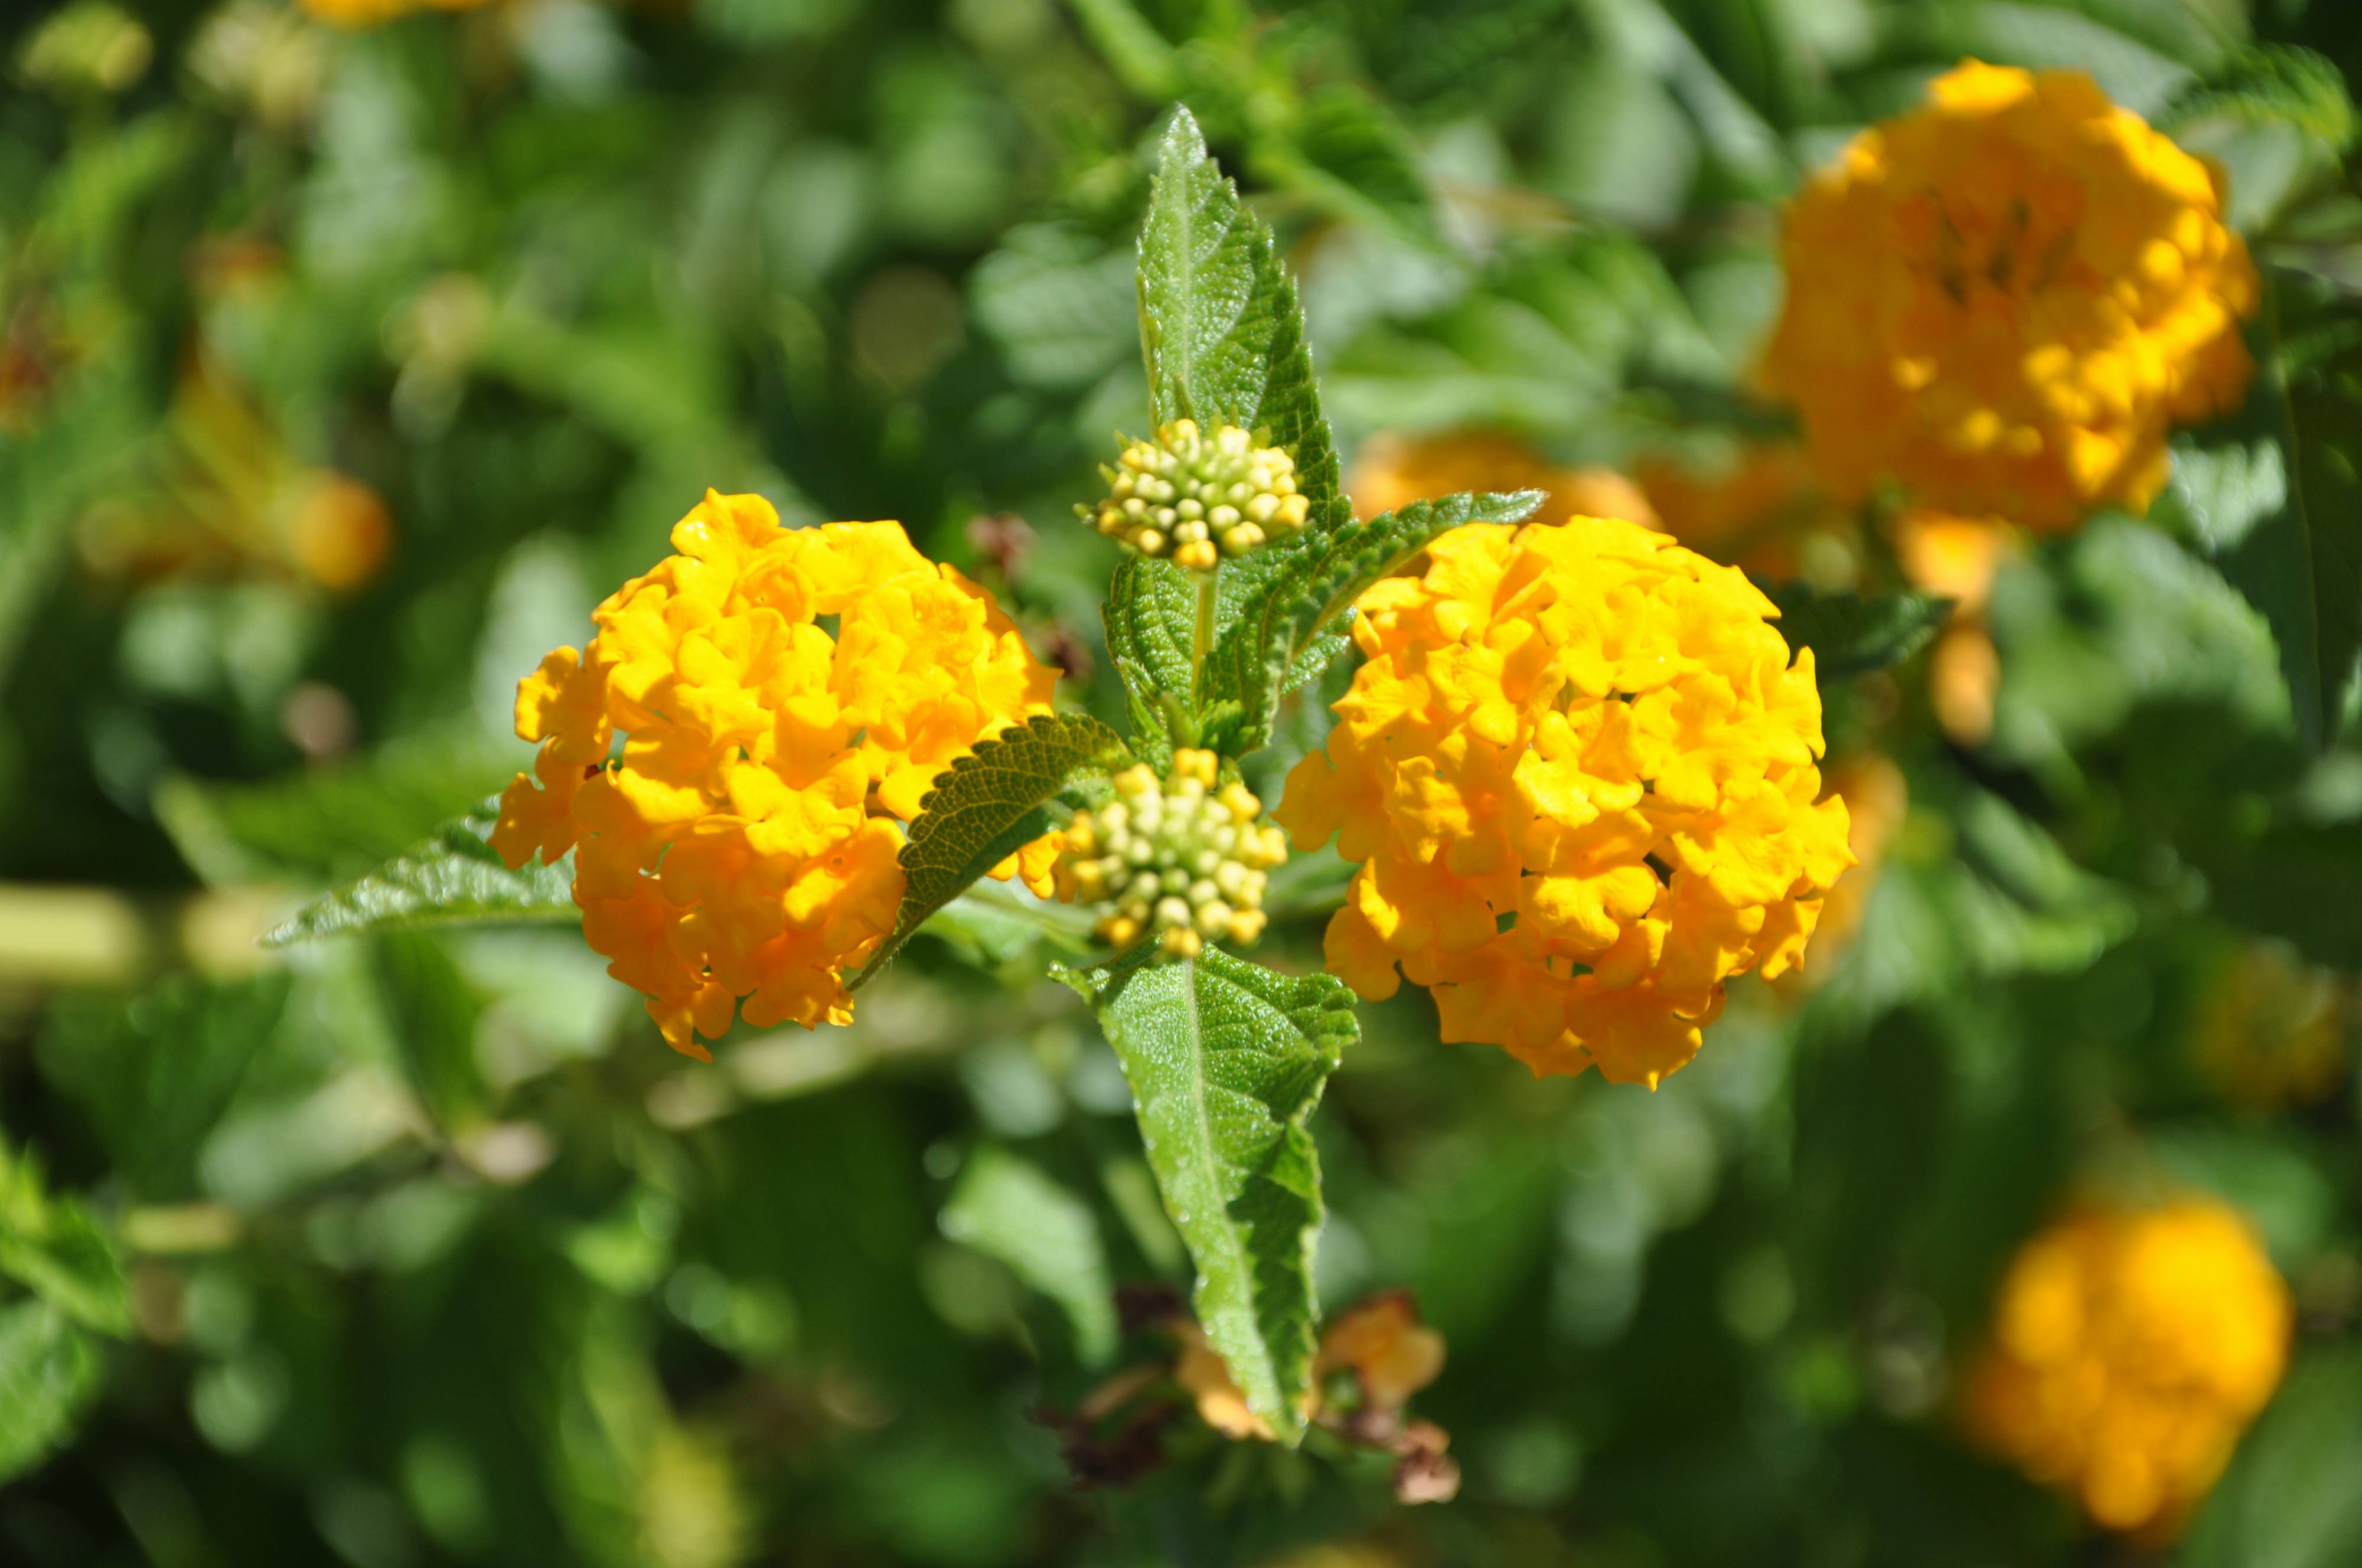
top-left (4, 0), bottom-right (2362, 1564)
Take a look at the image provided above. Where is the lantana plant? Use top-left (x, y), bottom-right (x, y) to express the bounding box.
top-left (271, 109), bottom-right (1906, 1450)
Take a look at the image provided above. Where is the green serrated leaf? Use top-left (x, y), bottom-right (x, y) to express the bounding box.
top-left (1105, 554), bottom-right (1200, 735)
top-left (262, 799), bottom-right (579, 948)
top-left (1053, 945), bottom-right (1356, 1444)
top-left (852, 714), bottom-right (1133, 989)
top-left (1206, 489), bottom-right (1544, 752)
top-left (1754, 582), bottom-right (1953, 680)
top-left (0, 1142), bottom-right (129, 1337)
top-left (1138, 107), bottom-right (1348, 539)
top-left (940, 1145), bottom-right (1118, 1366)
top-left (0, 1301), bottom-right (105, 1485)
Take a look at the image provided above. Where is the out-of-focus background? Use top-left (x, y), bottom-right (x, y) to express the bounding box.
top-left (3, 0), bottom-right (2361, 1563)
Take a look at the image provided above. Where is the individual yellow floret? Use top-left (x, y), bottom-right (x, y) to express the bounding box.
top-left (1056, 749), bottom-right (1288, 957)
top-left (1964, 1197), bottom-right (2290, 1540)
top-left (1761, 60), bottom-right (2259, 531)
top-left (488, 490), bottom-right (1058, 1058)
top-left (1084, 420), bottom-right (1311, 570)
top-left (1275, 515), bottom-right (1852, 1087)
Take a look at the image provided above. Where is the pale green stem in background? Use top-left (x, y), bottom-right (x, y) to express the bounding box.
top-left (1191, 567), bottom-right (1218, 707)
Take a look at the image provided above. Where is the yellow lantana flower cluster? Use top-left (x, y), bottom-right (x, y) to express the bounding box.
top-left (1057, 750), bottom-right (1287, 958)
top-left (1965, 1197), bottom-right (2291, 1538)
top-left (1349, 429), bottom-right (1659, 532)
top-left (1763, 60), bottom-right (2259, 531)
top-left (1085, 419), bottom-right (1310, 570)
top-left (1275, 517), bottom-right (1853, 1087)
top-left (490, 491), bottom-right (1057, 1056)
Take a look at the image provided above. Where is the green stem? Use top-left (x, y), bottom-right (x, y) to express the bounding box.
top-left (1190, 567), bottom-right (1218, 707)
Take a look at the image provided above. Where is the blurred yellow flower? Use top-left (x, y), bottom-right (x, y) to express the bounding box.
top-left (284, 470), bottom-right (394, 591)
top-left (1763, 60), bottom-right (2258, 531)
top-left (1891, 509), bottom-right (2018, 746)
top-left (2193, 940), bottom-right (2350, 1110)
top-left (1965, 1197), bottom-right (2290, 1539)
top-left (1637, 442), bottom-right (1856, 584)
top-left (1349, 430), bottom-right (1659, 531)
top-left (1277, 517), bottom-right (1851, 1087)
top-left (297, 0), bottom-right (494, 26)
top-left (1316, 1291), bottom-right (1445, 1412)
top-left (490, 491), bottom-right (1058, 1056)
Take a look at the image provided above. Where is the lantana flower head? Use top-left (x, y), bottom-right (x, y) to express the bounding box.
top-left (1762, 60), bottom-right (2259, 531)
top-left (490, 491), bottom-right (1058, 1056)
top-left (1055, 749), bottom-right (1287, 959)
top-left (1277, 516), bottom-right (1852, 1087)
top-left (1965, 1197), bottom-right (2290, 1538)
top-left (1085, 419), bottom-right (1309, 570)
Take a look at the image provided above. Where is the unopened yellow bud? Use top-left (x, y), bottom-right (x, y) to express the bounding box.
top-left (1081, 421), bottom-right (1312, 569)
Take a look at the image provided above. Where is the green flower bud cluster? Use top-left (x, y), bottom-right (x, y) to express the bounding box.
top-left (1082, 419), bottom-right (1311, 571)
top-left (1059, 749), bottom-right (1288, 958)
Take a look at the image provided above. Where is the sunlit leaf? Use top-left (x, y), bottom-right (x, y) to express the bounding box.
top-left (262, 799), bottom-right (578, 948)
top-left (853, 714), bottom-right (1133, 989)
top-left (1055, 945), bottom-right (1355, 1443)
top-left (1207, 489), bottom-right (1542, 751)
top-left (1137, 106), bottom-right (1347, 538)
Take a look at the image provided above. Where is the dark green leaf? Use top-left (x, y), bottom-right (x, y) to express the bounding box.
top-left (0, 1301), bottom-right (105, 1485)
top-left (373, 930), bottom-right (495, 1134)
top-left (1137, 107), bottom-right (1348, 539)
top-left (37, 972), bottom-right (292, 1201)
top-left (1206, 489), bottom-right (1543, 751)
top-left (853, 714), bottom-right (1133, 989)
top-left (1053, 946), bottom-right (1355, 1443)
top-left (262, 799), bottom-right (578, 948)
top-left (940, 1145), bottom-right (1118, 1365)
top-left (2185, 286), bottom-right (2362, 750)
top-left (2182, 1344), bottom-right (2362, 1568)
top-left (1755, 582), bottom-right (1953, 680)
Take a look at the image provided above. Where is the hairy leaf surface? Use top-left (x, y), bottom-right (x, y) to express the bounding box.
top-left (854, 714), bottom-right (1132, 989)
top-left (1137, 107), bottom-right (1349, 541)
top-left (1055, 946), bottom-right (1355, 1443)
top-left (262, 800), bottom-right (578, 946)
top-left (1207, 489), bottom-right (1543, 749)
